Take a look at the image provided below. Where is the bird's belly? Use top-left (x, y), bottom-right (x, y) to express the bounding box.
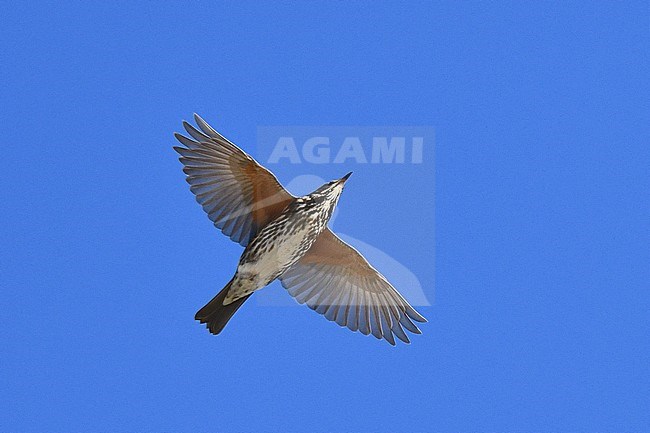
top-left (239, 226), bottom-right (312, 287)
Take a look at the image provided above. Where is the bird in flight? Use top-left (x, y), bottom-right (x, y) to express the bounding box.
top-left (174, 114), bottom-right (426, 345)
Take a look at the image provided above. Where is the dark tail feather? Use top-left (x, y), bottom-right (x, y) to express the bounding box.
top-left (195, 278), bottom-right (251, 335)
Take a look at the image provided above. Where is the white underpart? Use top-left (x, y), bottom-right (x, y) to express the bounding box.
top-left (224, 224), bottom-right (313, 304)
top-left (242, 224), bottom-right (311, 284)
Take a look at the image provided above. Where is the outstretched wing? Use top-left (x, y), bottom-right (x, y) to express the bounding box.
top-left (174, 114), bottom-right (294, 246)
top-left (279, 229), bottom-right (427, 345)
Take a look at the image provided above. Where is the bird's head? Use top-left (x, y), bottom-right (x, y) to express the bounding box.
top-left (308, 172), bottom-right (352, 211)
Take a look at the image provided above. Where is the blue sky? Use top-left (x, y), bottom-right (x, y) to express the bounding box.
top-left (1, 1), bottom-right (648, 432)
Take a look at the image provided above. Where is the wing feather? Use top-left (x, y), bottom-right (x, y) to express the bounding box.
top-left (174, 114), bottom-right (293, 246)
top-left (279, 228), bottom-right (426, 345)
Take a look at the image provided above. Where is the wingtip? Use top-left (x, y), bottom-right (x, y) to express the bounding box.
top-left (395, 337), bottom-right (412, 346)
top-left (193, 113), bottom-right (220, 138)
top-left (408, 307), bottom-right (428, 323)
top-left (193, 112), bottom-right (205, 124)
top-left (396, 333), bottom-right (411, 345)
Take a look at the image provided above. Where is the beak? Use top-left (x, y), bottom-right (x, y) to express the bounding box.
top-left (339, 172), bottom-right (353, 183)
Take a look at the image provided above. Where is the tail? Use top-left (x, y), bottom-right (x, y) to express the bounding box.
top-left (195, 277), bottom-right (252, 335)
